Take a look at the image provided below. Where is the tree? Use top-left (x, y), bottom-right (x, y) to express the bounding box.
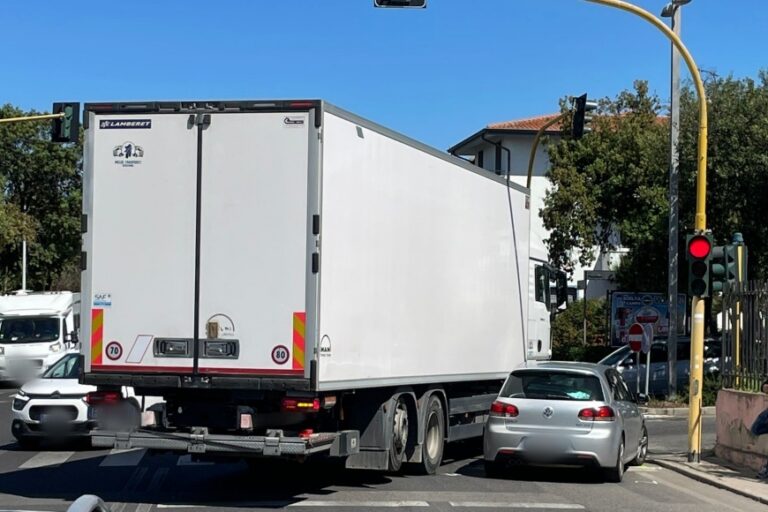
top-left (678, 72), bottom-right (768, 279)
top-left (543, 81), bottom-right (669, 291)
top-left (542, 73), bottom-right (768, 291)
top-left (0, 104), bottom-right (82, 292)
top-left (552, 298), bottom-right (612, 361)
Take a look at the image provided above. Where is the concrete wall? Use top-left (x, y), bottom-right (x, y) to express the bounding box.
top-left (715, 389), bottom-right (768, 470)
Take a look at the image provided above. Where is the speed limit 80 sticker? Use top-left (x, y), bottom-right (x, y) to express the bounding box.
top-left (271, 345), bottom-right (290, 365)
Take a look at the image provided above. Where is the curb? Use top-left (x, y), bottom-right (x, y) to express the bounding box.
top-left (641, 406), bottom-right (716, 417)
top-left (652, 458), bottom-right (768, 506)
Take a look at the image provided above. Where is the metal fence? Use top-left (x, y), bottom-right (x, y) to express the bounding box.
top-left (721, 280), bottom-right (768, 390)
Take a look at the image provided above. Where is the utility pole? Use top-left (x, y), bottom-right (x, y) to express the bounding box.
top-left (662, 1), bottom-right (688, 399)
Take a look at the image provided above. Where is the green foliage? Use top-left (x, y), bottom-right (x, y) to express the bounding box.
top-left (0, 104), bottom-right (82, 292)
top-left (542, 73), bottom-right (768, 290)
top-left (671, 373), bottom-right (721, 407)
top-left (552, 298), bottom-right (611, 361)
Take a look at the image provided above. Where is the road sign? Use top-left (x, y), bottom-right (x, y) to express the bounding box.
top-left (641, 323), bottom-right (653, 354)
top-left (628, 323), bottom-right (644, 352)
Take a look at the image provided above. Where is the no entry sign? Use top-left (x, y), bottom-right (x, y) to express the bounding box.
top-left (628, 323), bottom-right (644, 352)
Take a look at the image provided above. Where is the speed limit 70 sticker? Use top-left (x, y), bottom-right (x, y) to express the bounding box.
top-left (271, 345), bottom-right (290, 365)
top-left (105, 341), bottom-right (123, 361)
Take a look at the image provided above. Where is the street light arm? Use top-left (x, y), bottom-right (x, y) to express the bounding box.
top-left (584, 0), bottom-right (707, 232)
top-left (0, 112), bottom-right (65, 124)
top-left (526, 113), bottom-right (566, 189)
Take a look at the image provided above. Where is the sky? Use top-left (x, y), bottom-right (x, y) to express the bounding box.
top-left (4, 0), bottom-right (767, 150)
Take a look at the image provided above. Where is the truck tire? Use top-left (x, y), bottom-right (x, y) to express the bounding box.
top-left (417, 394), bottom-right (445, 475)
top-left (388, 396), bottom-right (409, 473)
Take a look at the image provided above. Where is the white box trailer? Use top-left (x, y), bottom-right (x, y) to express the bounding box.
top-left (81, 100), bottom-right (533, 473)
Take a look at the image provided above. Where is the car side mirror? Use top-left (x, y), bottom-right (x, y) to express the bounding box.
top-left (636, 393), bottom-right (649, 405)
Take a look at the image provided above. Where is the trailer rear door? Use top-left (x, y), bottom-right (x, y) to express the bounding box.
top-left (84, 113), bottom-right (197, 373)
top-left (197, 112), bottom-right (311, 377)
top-left (84, 107), bottom-right (313, 380)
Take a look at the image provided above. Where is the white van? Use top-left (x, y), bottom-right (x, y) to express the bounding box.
top-left (0, 291), bottom-right (80, 383)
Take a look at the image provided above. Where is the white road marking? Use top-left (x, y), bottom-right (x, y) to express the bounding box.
top-left (288, 501), bottom-right (430, 508)
top-left (100, 448), bottom-right (147, 467)
top-left (147, 468), bottom-right (169, 493)
top-left (158, 502), bottom-right (431, 509)
top-left (19, 451), bottom-right (75, 469)
top-left (450, 504), bottom-right (584, 510)
top-left (176, 455), bottom-right (214, 466)
top-left (444, 473), bottom-right (461, 477)
top-left (135, 504), bottom-right (153, 512)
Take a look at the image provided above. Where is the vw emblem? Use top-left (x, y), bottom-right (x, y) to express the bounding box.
top-left (51, 391), bottom-right (60, 399)
top-left (542, 406), bottom-right (554, 418)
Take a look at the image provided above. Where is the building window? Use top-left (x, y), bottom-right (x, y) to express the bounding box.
top-left (477, 150), bottom-right (484, 169)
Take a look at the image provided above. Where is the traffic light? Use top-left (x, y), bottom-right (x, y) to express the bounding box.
top-left (571, 94), bottom-right (598, 139)
top-left (687, 233), bottom-right (712, 297)
top-left (710, 245), bottom-right (736, 293)
top-left (373, 0), bottom-right (427, 7)
top-left (51, 102), bottom-right (80, 143)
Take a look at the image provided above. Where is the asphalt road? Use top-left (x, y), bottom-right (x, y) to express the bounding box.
top-left (0, 386), bottom-right (759, 512)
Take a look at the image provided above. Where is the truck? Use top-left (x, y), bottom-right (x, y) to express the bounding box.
top-left (0, 291), bottom-right (80, 382)
top-left (80, 100), bottom-right (565, 473)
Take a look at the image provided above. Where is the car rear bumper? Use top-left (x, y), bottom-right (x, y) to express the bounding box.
top-left (484, 422), bottom-right (620, 468)
top-left (12, 418), bottom-right (95, 438)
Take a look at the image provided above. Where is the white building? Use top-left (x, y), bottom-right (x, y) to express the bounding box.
top-left (448, 114), bottom-right (625, 300)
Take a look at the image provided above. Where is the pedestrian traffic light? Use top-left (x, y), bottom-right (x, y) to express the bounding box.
top-left (571, 94), bottom-right (598, 139)
top-left (687, 233), bottom-right (712, 297)
top-left (373, 0), bottom-right (427, 7)
top-left (51, 102), bottom-right (80, 143)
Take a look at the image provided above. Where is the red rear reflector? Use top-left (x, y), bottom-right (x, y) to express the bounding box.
top-left (85, 391), bottom-right (121, 405)
top-left (281, 397), bottom-right (320, 412)
top-left (490, 400), bottom-right (519, 417)
top-left (579, 406), bottom-right (615, 421)
top-left (299, 429), bottom-right (314, 438)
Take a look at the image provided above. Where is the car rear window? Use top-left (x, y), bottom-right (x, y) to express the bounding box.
top-left (501, 370), bottom-right (604, 401)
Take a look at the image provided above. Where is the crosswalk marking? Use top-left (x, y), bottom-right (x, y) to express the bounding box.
top-left (19, 451), bottom-right (75, 469)
top-left (449, 504), bottom-right (585, 510)
top-left (99, 448), bottom-right (147, 467)
top-left (176, 455), bottom-right (213, 466)
top-left (288, 502), bottom-right (430, 508)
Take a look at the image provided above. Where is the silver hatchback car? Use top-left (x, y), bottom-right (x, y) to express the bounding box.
top-left (483, 362), bottom-right (649, 482)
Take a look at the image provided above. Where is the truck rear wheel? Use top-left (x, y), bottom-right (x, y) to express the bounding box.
top-left (417, 394), bottom-right (445, 475)
top-left (388, 396), bottom-right (409, 473)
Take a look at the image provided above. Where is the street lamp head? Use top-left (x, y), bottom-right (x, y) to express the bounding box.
top-left (661, 0), bottom-right (691, 17)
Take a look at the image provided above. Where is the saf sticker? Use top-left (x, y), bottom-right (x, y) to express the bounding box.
top-left (271, 345), bottom-right (290, 365)
top-left (105, 341), bottom-right (123, 361)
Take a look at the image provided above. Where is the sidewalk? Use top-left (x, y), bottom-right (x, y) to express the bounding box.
top-left (652, 451), bottom-right (768, 505)
top-left (641, 406), bottom-right (716, 417)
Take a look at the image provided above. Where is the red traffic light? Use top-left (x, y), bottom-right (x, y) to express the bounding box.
top-left (688, 235), bottom-right (712, 259)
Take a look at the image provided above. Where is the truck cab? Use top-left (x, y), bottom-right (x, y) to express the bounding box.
top-left (0, 292), bottom-right (81, 383)
top-left (528, 238), bottom-right (567, 360)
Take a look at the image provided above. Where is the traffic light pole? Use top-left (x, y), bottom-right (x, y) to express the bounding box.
top-left (585, 0), bottom-right (708, 463)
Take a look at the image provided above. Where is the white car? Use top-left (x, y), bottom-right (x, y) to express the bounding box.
top-left (11, 353), bottom-right (159, 449)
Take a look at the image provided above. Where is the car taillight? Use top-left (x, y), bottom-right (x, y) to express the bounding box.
top-left (281, 397), bottom-right (320, 412)
top-left (578, 406), bottom-right (615, 421)
top-left (489, 400), bottom-right (519, 418)
top-left (85, 391), bottom-right (122, 405)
